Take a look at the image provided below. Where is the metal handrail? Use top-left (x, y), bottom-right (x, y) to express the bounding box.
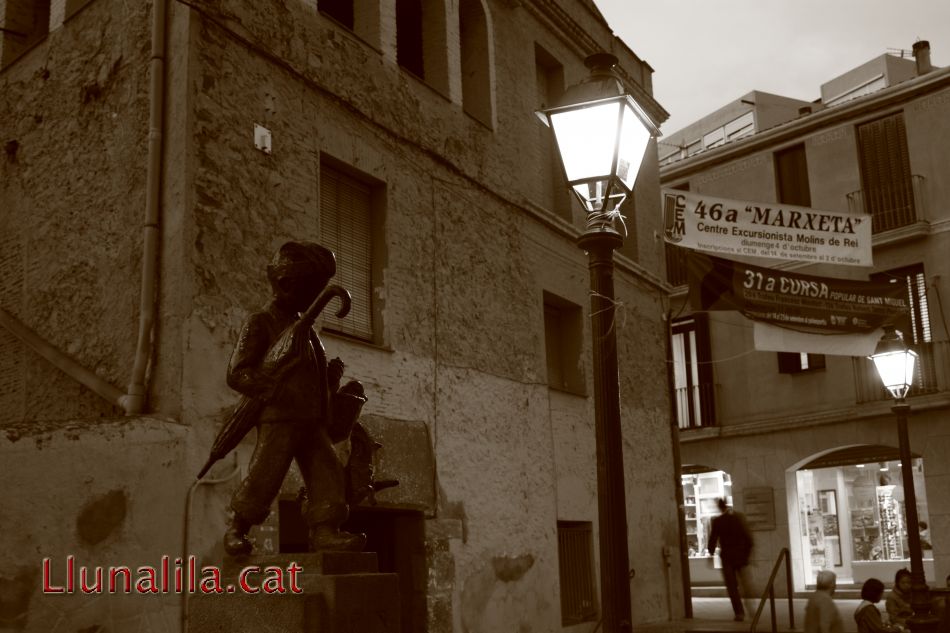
top-left (750, 548), bottom-right (794, 633)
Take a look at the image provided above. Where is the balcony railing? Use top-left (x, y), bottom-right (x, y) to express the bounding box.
top-left (674, 382), bottom-right (718, 429)
top-left (853, 340), bottom-right (949, 404)
top-left (846, 175), bottom-right (925, 234)
top-left (665, 243), bottom-right (689, 287)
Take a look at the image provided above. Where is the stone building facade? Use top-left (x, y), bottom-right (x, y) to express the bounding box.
top-left (660, 44), bottom-right (950, 595)
top-left (1, 0), bottom-right (681, 630)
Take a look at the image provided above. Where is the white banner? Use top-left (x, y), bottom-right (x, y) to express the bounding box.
top-left (753, 322), bottom-right (883, 356)
top-left (662, 189), bottom-right (872, 267)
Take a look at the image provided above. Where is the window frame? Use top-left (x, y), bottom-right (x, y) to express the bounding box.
top-left (319, 155), bottom-right (386, 344)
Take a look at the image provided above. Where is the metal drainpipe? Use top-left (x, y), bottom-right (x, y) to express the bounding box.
top-left (119, 0), bottom-right (167, 415)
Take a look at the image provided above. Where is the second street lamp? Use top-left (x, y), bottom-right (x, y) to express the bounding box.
top-left (869, 327), bottom-right (939, 633)
top-left (539, 52), bottom-right (658, 632)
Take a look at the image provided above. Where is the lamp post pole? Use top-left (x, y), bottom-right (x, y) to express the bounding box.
top-left (578, 229), bottom-right (632, 632)
top-left (539, 51), bottom-right (658, 631)
top-left (892, 400), bottom-right (938, 633)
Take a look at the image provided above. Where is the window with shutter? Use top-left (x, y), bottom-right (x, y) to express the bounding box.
top-left (856, 113), bottom-right (915, 232)
top-left (870, 264), bottom-right (935, 393)
top-left (774, 144), bottom-right (811, 207)
top-left (320, 161), bottom-right (382, 342)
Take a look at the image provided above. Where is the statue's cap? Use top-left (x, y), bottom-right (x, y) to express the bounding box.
top-left (267, 241), bottom-right (336, 279)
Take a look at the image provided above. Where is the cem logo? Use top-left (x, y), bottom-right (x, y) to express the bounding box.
top-left (664, 192), bottom-right (686, 243)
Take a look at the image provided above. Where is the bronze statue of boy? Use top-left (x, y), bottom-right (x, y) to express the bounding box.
top-left (221, 241), bottom-right (366, 555)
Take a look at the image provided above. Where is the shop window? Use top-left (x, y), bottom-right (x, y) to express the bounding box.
top-left (0, 0), bottom-right (50, 69)
top-left (557, 521), bottom-right (598, 625)
top-left (775, 143), bottom-right (811, 207)
top-left (796, 455), bottom-right (931, 587)
top-left (681, 469), bottom-right (732, 557)
top-left (856, 113), bottom-right (916, 233)
top-left (777, 352), bottom-right (825, 374)
top-left (459, 0), bottom-right (492, 127)
top-left (671, 315), bottom-right (715, 429)
top-left (319, 157), bottom-right (386, 343)
top-left (543, 292), bottom-right (584, 395)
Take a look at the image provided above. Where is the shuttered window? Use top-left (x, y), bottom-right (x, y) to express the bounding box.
top-left (557, 521), bottom-right (598, 625)
top-left (320, 164), bottom-right (375, 341)
top-left (775, 143), bottom-right (811, 207)
top-left (856, 113), bottom-right (915, 232)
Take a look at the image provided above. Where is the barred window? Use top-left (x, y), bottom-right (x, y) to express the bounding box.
top-left (557, 521), bottom-right (598, 625)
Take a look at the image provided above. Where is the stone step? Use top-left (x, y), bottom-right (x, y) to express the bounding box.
top-left (189, 571), bottom-right (400, 633)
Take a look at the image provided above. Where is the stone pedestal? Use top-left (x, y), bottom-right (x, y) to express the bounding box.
top-left (188, 552), bottom-right (400, 633)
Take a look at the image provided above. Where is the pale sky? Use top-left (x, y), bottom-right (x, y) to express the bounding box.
top-left (593, 0), bottom-right (950, 137)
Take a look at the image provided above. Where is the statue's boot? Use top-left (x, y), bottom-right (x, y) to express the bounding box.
top-left (309, 525), bottom-right (366, 552)
top-left (223, 517), bottom-right (253, 556)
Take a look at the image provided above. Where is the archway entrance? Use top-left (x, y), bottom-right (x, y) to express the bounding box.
top-left (791, 445), bottom-right (933, 588)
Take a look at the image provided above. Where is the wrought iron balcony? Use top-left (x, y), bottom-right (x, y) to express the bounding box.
top-left (674, 382), bottom-right (718, 429)
top-left (853, 340), bottom-right (949, 404)
top-left (846, 175), bottom-right (925, 234)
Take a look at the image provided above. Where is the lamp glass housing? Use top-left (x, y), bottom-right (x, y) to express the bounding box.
top-left (546, 95), bottom-right (653, 214)
top-left (871, 349), bottom-right (917, 399)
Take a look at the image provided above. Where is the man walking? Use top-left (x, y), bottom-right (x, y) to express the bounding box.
top-left (708, 498), bottom-right (754, 621)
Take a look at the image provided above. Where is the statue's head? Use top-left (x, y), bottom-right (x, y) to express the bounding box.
top-left (267, 241), bottom-right (336, 313)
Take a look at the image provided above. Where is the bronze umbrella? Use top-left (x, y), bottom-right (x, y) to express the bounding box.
top-left (196, 285), bottom-right (351, 480)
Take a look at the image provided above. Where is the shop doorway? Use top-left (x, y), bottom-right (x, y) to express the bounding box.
top-left (681, 464), bottom-right (734, 587)
top-left (789, 445), bottom-right (933, 590)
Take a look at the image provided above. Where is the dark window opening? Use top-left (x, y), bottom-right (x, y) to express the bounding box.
top-left (319, 0), bottom-right (354, 29)
top-left (543, 292), bottom-right (585, 395)
top-left (777, 352), bottom-right (826, 374)
top-left (775, 143), bottom-right (811, 207)
top-left (534, 43), bottom-right (569, 221)
top-left (459, 0), bottom-right (491, 125)
top-left (1, 0), bottom-right (51, 69)
top-left (396, 0), bottom-right (424, 79)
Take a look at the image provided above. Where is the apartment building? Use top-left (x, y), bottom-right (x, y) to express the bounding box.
top-left (660, 42), bottom-right (950, 593)
top-left (0, 0), bottom-right (680, 630)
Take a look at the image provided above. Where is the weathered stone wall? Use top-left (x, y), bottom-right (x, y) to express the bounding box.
top-left (0, 416), bottom-right (190, 630)
top-left (0, 0), bottom-right (150, 422)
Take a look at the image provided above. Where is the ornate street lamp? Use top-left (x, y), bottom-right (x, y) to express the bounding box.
top-left (869, 327), bottom-right (938, 633)
top-left (539, 52), bottom-right (658, 632)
